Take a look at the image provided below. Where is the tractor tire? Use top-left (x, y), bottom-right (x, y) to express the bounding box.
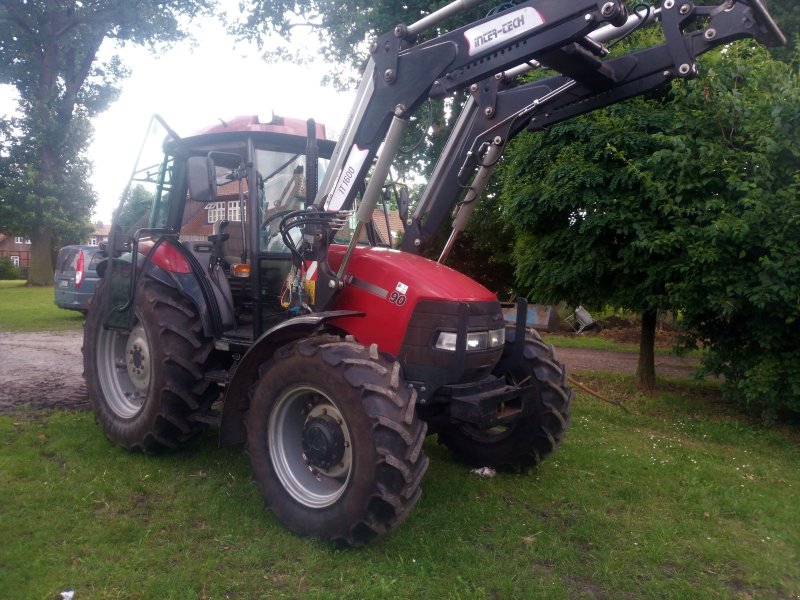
top-left (83, 277), bottom-right (218, 453)
top-left (246, 335), bottom-right (428, 546)
top-left (439, 328), bottom-right (572, 471)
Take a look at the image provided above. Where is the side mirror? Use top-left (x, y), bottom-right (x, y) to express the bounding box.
top-left (398, 186), bottom-right (410, 225)
top-left (188, 155), bottom-right (217, 202)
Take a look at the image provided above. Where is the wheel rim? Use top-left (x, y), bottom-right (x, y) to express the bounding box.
top-left (96, 322), bottom-right (151, 419)
top-left (269, 385), bottom-right (353, 509)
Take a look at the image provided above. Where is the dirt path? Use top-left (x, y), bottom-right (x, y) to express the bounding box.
top-left (0, 330), bottom-right (700, 414)
top-left (0, 331), bottom-right (90, 413)
top-left (555, 346), bottom-right (700, 379)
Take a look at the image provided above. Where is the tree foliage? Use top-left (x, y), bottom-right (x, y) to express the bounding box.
top-left (498, 90), bottom-right (679, 387)
top-left (644, 46), bottom-right (800, 421)
top-left (0, 0), bottom-right (215, 284)
top-left (117, 184), bottom-right (155, 233)
top-left (236, 0), bottom-right (485, 88)
top-left (765, 0), bottom-right (799, 61)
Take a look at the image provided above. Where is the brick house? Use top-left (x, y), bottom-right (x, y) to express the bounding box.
top-left (86, 223), bottom-right (110, 247)
top-left (371, 209), bottom-right (404, 246)
top-left (0, 233), bottom-right (32, 270)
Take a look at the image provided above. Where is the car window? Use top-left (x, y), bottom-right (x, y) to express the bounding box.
top-left (87, 252), bottom-right (103, 271)
top-left (57, 249), bottom-right (77, 273)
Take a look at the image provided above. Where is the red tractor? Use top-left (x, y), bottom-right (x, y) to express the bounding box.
top-left (84, 0), bottom-right (784, 545)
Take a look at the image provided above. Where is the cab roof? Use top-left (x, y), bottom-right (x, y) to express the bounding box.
top-left (165, 114), bottom-right (335, 157)
top-left (188, 114), bottom-right (329, 141)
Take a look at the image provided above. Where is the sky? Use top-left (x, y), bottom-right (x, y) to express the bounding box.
top-left (0, 6), bottom-right (357, 223)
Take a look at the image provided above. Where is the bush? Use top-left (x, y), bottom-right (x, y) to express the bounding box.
top-left (0, 258), bottom-right (21, 280)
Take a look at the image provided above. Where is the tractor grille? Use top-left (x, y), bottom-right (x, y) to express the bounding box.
top-left (399, 299), bottom-right (504, 387)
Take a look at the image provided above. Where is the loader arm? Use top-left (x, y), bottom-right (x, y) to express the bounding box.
top-left (400, 0), bottom-right (786, 256)
top-left (311, 0), bottom-right (784, 308)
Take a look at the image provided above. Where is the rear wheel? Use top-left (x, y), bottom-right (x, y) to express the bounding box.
top-left (439, 328), bottom-right (572, 470)
top-left (247, 335), bottom-right (428, 546)
top-left (84, 278), bottom-right (218, 453)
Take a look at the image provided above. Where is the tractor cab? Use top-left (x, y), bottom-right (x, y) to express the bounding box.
top-left (104, 114), bottom-right (337, 347)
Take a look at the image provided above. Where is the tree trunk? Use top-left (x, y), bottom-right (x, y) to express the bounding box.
top-left (637, 309), bottom-right (658, 390)
top-left (27, 228), bottom-right (55, 286)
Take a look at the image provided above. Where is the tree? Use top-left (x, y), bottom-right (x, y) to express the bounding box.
top-left (645, 46), bottom-right (800, 421)
top-left (117, 184), bottom-right (154, 233)
top-left (497, 92), bottom-right (679, 389)
top-left (0, 110), bottom-right (96, 263)
top-left (0, 0), bottom-right (215, 285)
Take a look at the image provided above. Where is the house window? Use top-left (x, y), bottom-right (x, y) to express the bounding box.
top-left (14, 237), bottom-right (30, 244)
top-left (10, 256), bottom-right (19, 267)
top-left (228, 201), bottom-right (241, 222)
top-left (207, 202), bottom-right (226, 223)
top-left (89, 237), bottom-right (98, 246)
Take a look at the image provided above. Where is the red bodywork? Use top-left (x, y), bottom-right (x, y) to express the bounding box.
top-left (328, 245), bottom-right (497, 356)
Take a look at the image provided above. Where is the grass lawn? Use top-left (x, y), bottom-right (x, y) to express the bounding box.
top-left (2, 374), bottom-right (798, 599)
top-left (541, 332), bottom-right (705, 358)
top-left (542, 332), bottom-right (642, 353)
top-left (0, 280), bottom-right (84, 332)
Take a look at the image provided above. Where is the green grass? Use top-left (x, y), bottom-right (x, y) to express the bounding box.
top-left (2, 375), bottom-right (798, 599)
top-left (0, 280), bottom-right (84, 332)
top-left (542, 332), bottom-right (641, 353)
top-left (541, 332), bottom-right (705, 358)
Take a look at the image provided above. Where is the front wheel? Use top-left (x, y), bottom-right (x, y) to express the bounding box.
top-left (439, 328), bottom-right (573, 470)
top-left (247, 335), bottom-right (428, 546)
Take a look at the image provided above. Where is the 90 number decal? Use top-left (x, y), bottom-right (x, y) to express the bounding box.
top-left (388, 290), bottom-right (407, 306)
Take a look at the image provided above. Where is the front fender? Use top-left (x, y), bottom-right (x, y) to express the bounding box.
top-left (218, 310), bottom-right (363, 447)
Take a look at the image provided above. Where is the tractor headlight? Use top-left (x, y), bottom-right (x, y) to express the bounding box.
top-left (435, 327), bottom-right (505, 352)
top-left (488, 327), bottom-right (505, 348)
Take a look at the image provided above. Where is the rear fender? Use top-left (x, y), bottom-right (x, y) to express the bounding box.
top-left (138, 241), bottom-right (222, 338)
top-left (218, 310), bottom-right (363, 447)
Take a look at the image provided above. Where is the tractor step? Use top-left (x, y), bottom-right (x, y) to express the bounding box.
top-left (204, 370), bottom-right (229, 384)
top-left (190, 410), bottom-right (222, 426)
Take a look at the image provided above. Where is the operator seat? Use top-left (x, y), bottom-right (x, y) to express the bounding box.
top-left (181, 240), bottom-right (237, 330)
top-left (214, 220), bottom-right (249, 266)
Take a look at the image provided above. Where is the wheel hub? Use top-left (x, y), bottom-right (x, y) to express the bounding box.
top-left (125, 324), bottom-right (150, 393)
top-left (302, 415), bottom-right (345, 470)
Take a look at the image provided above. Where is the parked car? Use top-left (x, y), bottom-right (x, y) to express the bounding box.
top-left (54, 245), bottom-right (102, 313)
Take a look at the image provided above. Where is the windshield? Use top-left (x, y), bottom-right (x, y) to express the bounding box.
top-left (257, 148), bottom-right (328, 253)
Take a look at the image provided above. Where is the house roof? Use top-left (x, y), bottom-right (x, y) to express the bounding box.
top-left (371, 209), bottom-right (404, 245)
